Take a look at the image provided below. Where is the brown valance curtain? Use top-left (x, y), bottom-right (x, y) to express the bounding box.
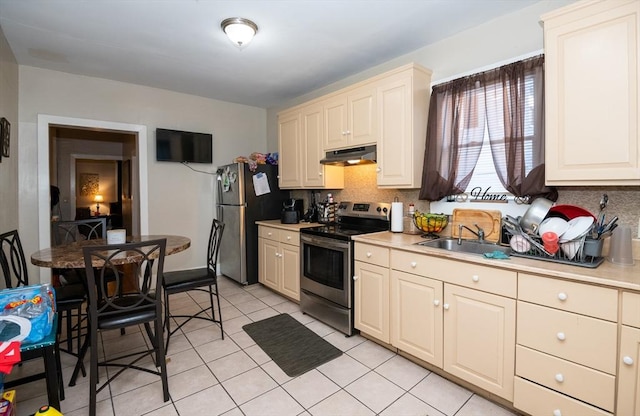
top-left (419, 54), bottom-right (557, 202)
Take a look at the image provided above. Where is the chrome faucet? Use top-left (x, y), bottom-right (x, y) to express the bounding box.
top-left (458, 224), bottom-right (485, 244)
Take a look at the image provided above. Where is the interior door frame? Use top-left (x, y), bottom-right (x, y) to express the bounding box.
top-left (37, 115), bottom-right (149, 281)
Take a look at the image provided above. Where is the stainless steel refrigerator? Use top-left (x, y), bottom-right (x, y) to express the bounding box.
top-left (216, 162), bottom-right (289, 285)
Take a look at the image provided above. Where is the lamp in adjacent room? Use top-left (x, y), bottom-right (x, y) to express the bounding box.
top-left (94, 194), bottom-right (104, 216)
top-left (221, 17), bottom-right (258, 49)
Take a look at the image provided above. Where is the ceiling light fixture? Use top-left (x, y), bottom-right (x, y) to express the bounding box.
top-left (221, 17), bottom-right (258, 49)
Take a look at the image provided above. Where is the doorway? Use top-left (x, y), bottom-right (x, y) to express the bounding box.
top-left (37, 115), bottom-right (150, 281)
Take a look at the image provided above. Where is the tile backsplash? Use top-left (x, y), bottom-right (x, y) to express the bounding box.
top-left (292, 164), bottom-right (640, 238)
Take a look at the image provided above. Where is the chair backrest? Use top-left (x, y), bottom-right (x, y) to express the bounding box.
top-left (52, 218), bottom-right (107, 246)
top-left (207, 219), bottom-right (225, 273)
top-left (82, 239), bottom-right (167, 320)
top-left (0, 230), bottom-right (29, 288)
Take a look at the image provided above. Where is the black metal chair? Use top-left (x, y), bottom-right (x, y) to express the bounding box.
top-left (163, 219), bottom-right (225, 351)
top-left (51, 218), bottom-right (107, 357)
top-left (0, 229), bottom-right (65, 402)
top-left (80, 239), bottom-right (169, 416)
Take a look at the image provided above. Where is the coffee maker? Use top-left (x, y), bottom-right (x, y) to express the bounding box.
top-left (281, 198), bottom-right (303, 224)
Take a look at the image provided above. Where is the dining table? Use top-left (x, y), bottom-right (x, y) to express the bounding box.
top-left (31, 234), bottom-right (191, 269)
top-left (29, 234), bottom-right (191, 390)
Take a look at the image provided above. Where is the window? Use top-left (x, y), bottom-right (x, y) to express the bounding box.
top-left (420, 55), bottom-right (554, 202)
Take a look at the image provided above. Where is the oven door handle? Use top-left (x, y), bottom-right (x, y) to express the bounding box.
top-left (300, 234), bottom-right (351, 251)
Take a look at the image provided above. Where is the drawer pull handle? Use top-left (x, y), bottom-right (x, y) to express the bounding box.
top-left (286, 235), bottom-right (291, 240)
top-left (443, 303), bottom-right (450, 310)
top-left (556, 332), bottom-right (566, 341)
top-left (353, 275), bottom-right (359, 281)
top-left (557, 292), bottom-right (568, 301)
top-left (553, 410), bottom-right (562, 416)
top-left (410, 261), bottom-right (417, 268)
top-left (267, 232), bottom-right (273, 236)
top-left (376, 167), bottom-right (382, 173)
top-left (366, 252), bottom-right (372, 258)
top-left (623, 356), bottom-right (634, 365)
top-left (433, 300), bottom-right (440, 306)
top-left (555, 373), bottom-right (564, 383)
top-left (471, 275), bottom-right (479, 282)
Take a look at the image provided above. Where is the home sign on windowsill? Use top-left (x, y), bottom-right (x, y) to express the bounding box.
top-left (447, 186), bottom-right (510, 204)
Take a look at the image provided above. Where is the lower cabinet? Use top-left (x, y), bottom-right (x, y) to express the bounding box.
top-left (443, 284), bottom-right (515, 400)
top-left (353, 260), bottom-right (390, 343)
top-left (515, 273), bottom-right (618, 415)
top-left (258, 226), bottom-right (300, 301)
top-left (390, 270), bottom-right (443, 367)
top-left (356, 247), bottom-right (516, 401)
top-left (618, 292), bottom-right (640, 415)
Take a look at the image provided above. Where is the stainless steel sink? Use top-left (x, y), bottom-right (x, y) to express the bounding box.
top-left (416, 238), bottom-right (511, 256)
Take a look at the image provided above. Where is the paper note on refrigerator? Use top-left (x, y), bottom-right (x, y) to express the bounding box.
top-left (252, 172), bottom-right (271, 196)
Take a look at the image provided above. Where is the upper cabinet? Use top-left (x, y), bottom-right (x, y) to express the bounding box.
top-left (301, 104), bottom-right (344, 189)
top-left (324, 85), bottom-right (378, 151)
top-left (543, 0), bottom-right (640, 185)
top-left (278, 110), bottom-right (303, 189)
top-left (376, 67), bottom-right (431, 188)
top-left (277, 63), bottom-right (432, 189)
top-left (278, 105), bottom-right (344, 190)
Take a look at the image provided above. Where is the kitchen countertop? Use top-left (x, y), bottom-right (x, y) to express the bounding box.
top-left (255, 219), bottom-right (320, 231)
top-left (353, 231), bottom-right (640, 292)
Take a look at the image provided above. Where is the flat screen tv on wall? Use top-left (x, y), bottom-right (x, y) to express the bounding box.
top-left (156, 128), bottom-right (213, 164)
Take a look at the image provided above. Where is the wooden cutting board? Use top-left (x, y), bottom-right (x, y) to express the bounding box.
top-left (451, 209), bottom-right (502, 243)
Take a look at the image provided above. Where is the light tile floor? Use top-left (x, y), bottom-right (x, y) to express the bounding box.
top-left (7, 276), bottom-right (518, 416)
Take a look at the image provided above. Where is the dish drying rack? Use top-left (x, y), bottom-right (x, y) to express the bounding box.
top-left (505, 227), bottom-right (605, 268)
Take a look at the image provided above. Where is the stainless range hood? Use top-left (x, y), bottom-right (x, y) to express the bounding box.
top-left (320, 145), bottom-right (377, 166)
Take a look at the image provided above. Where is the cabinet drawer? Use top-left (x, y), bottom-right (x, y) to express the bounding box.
top-left (355, 243), bottom-right (389, 267)
top-left (258, 226), bottom-right (280, 241)
top-left (517, 301), bottom-right (617, 374)
top-left (391, 251), bottom-right (516, 297)
top-left (391, 249), bottom-right (431, 276)
top-left (279, 230), bottom-right (299, 246)
top-left (516, 345), bottom-right (615, 412)
top-left (443, 260), bottom-right (516, 298)
top-left (519, 273), bottom-right (618, 321)
top-left (514, 377), bottom-right (611, 416)
top-left (622, 291), bottom-right (640, 328)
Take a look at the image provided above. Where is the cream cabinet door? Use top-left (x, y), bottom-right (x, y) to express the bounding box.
top-left (354, 260), bottom-right (390, 343)
top-left (617, 325), bottom-right (640, 415)
top-left (324, 96), bottom-right (348, 150)
top-left (443, 284), bottom-right (516, 401)
top-left (391, 270), bottom-right (443, 367)
top-left (544, 0), bottom-right (640, 185)
top-left (302, 105), bottom-right (326, 188)
top-left (376, 67), bottom-right (430, 188)
top-left (278, 111), bottom-right (303, 188)
top-left (348, 86), bottom-right (377, 147)
top-left (280, 243), bottom-right (300, 301)
top-left (258, 237), bottom-right (279, 292)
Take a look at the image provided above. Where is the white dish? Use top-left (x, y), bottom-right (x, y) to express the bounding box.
top-left (560, 216), bottom-right (594, 242)
top-left (510, 235), bottom-right (531, 253)
top-left (561, 240), bottom-right (582, 260)
top-left (538, 217), bottom-right (569, 238)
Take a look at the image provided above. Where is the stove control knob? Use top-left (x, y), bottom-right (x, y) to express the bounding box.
top-left (382, 207), bottom-right (388, 214)
top-left (376, 207), bottom-right (382, 212)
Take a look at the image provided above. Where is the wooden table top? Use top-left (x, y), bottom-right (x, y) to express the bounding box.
top-left (31, 235), bottom-right (191, 268)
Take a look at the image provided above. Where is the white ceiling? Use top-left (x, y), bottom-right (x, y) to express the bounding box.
top-left (0, 0), bottom-right (541, 109)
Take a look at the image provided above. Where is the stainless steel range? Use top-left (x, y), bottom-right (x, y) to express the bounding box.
top-left (300, 202), bottom-right (390, 336)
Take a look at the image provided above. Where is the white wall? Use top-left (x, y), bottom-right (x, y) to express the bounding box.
top-left (19, 67), bottom-right (267, 280)
top-left (265, 0), bottom-right (574, 150)
top-left (0, 25), bottom-right (19, 233)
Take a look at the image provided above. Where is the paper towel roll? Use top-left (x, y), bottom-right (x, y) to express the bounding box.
top-left (107, 229), bottom-right (126, 244)
top-left (391, 202), bottom-right (404, 233)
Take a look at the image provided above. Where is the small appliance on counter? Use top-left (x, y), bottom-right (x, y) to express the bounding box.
top-left (281, 198), bottom-right (303, 224)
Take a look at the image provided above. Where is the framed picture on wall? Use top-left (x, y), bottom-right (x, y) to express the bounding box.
top-left (1, 118), bottom-right (9, 158)
top-left (123, 159), bottom-right (131, 199)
